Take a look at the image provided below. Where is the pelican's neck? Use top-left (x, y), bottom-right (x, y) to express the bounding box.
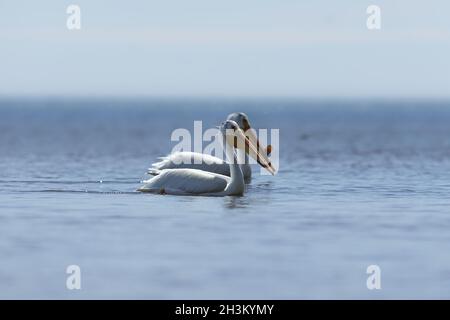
top-left (237, 148), bottom-right (249, 164)
top-left (236, 149), bottom-right (251, 179)
top-left (224, 145), bottom-right (244, 195)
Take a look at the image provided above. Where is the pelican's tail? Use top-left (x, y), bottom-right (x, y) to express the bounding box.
top-left (147, 156), bottom-right (171, 175)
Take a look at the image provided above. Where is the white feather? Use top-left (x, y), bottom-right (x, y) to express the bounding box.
top-left (139, 168), bottom-right (230, 195)
top-left (147, 151), bottom-right (251, 179)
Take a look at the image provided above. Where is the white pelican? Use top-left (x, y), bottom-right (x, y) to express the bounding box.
top-left (147, 112), bottom-right (272, 180)
top-left (138, 120), bottom-right (275, 196)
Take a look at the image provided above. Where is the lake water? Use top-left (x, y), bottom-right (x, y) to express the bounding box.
top-left (1, 98), bottom-right (450, 299)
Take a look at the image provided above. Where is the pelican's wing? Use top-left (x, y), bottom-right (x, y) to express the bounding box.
top-left (139, 169), bottom-right (229, 195)
top-left (148, 152), bottom-right (230, 176)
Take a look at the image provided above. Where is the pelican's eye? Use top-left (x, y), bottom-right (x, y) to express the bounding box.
top-left (227, 123), bottom-right (236, 130)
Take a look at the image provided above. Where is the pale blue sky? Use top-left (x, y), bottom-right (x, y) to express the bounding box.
top-left (0, 0), bottom-right (449, 97)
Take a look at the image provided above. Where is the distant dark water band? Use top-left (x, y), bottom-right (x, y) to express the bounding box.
top-left (0, 179), bottom-right (141, 194)
top-left (12, 189), bottom-right (140, 195)
top-left (0, 179), bottom-right (139, 184)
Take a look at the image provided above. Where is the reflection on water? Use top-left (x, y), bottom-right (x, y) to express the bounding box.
top-left (223, 196), bottom-right (249, 209)
top-left (1, 99), bottom-right (450, 298)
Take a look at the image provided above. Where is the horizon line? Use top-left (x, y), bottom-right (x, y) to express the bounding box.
top-left (1, 95), bottom-right (450, 102)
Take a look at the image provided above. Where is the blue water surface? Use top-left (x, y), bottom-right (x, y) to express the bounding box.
top-left (1, 98), bottom-right (450, 299)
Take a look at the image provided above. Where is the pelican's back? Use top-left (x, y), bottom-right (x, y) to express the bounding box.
top-left (149, 152), bottom-right (231, 176)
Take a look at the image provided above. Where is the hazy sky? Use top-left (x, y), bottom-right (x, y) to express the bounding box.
top-left (0, 0), bottom-right (449, 97)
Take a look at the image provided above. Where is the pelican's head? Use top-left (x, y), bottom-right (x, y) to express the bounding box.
top-left (226, 112), bottom-right (274, 173)
top-left (220, 120), bottom-right (276, 175)
top-left (227, 112), bottom-right (251, 131)
top-left (220, 120), bottom-right (241, 147)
